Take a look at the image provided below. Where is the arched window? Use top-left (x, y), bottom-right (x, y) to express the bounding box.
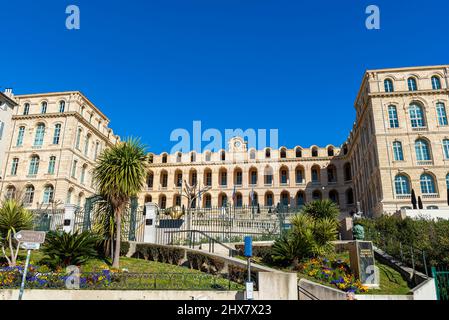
top-left (53, 124), bottom-right (61, 144)
top-left (190, 152), bottom-right (196, 162)
top-left (48, 156), bottom-right (56, 174)
top-left (59, 101), bottom-right (65, 113)
top-left (409, 104), bottom-right (425, 128)
top-left (393, 141), bottom-right (404, 161)
top-left (220, 150), bottom-right (226, 161)
top-left (66, 189), bottom-right (73, 204)
top-left (219, 168), bottom-right (227, 186)
top-left (146, 172), bottom-right (154, 188)
top-left (161, 154), bottom-right (167, 163)
top-left (23, 103), bottom-right (30, 115)
top-left (80, 164), bottom-right (87, 184)
top-left (295, 166), bottom-right (304, 184)
top-left (234, 168), bottom-right (243, 186)
top-left (41, 101), bottom-right (47, 114)
top-left (443, 139), bottom-right (449, 160)
top-left (436, 102), bottom-right (448, 126)
top-left (204, 169), bottom-right (212, 186)
top-left (24, 185), bottom-right (35, 205)
top-left (327, 165), bottom-right (337, 183)
top-left (415, 139), bottom-right (431, 161)
top-left (311, 147), bottom-right (318, 157)
top-left (384, 79), bottom-right (394, 92)
top-left (446, 174), bottom-right (449, 189)
top-left (204, 194), bottom-right (212, 208)
top-left (280, 148), bottom-right (287, 159)
top-left (264, 166), bottom-right (273, 185)
top-left (344, 163), bottom-right (352, 181)
top-left (205, 151), bottom-right (211, 161)
top-left (407, 77), bottom-right (418, 91)
top-left (394, 175), bottom-right (410, 195)
top-left (388, 106), bottom-right (399, 128)
top-left (219, 193), bottom-right (228, 207)
top-left (75, 128), bottom-right (82, 149)
top-left (10, 158), bottom-right (19, 176)
top-left (296, 191), bottom-right (305, 207)
top-left (174, 170), bottom-right (182, 187)
top-left (280, 191), bottom-right (290, 207)
top-left (42, 185), bottom-right (54, 204)
top-left (249, 149), bottom-right (256, 160)
top-left (160, 171), bottom-right (168, 188)
top-left (345, 188), bottom-right (354, 205)
top-left (159, 195), bottom-right (167, 209)
top-left (311, 165), bottom-right (320, 183)
top-left (28, 155), bottom-right (40, 175)
top-left (312, 190), bottom-right (322, 201)
top-left (84, 134), bottom-right (91, 156)
top-left (176, 152), bottom-right (182, 163)
top-left (77, 192), bottom-right (85, 207)
top-left (431, 76), bottom-right (441, 90)
top-left (16, 126), bottom-right (25, 146)
top-left (327, 147), bottom-right (334, 157)
top-left (329, 190), bottom-right (339, 204)
top-left (5, 186), bottom-right (16, 200)
top-left (280, 167), bottom-right (288, 185)
top-left (295, 147), bottom-right (302, 158)
top-left (235, 193), bottom-right (243, 207)
top-left (249, 167), bottom-right (258, 185)
top-left (34, 123), bottom-right (45, 146)
top-left (420, 174), bottom-right (436, 194)
top-left (265, 192), bottom-right (273, 207)
top-left (265, 148), bottom-right (271, 159)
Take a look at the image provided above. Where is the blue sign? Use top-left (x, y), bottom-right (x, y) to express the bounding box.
top-left (244, 236), bottom-right (252, 257)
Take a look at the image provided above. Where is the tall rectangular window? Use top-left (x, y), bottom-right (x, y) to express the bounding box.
top-left (0, 121), bottom-right (4, 140)
top-left (437, 103), bottom-right (448, 126)
top-left (80, 166), bottom-right (86, 184)
top-left (75, 128), bottom-right (82, 149)
top-left (53, 124), bottom-right (61, 144)
top-left (16, 126), bottom-right (25, 146)
top-left (393, 141), bottom-right (404, 161)
top-left (71, 160), bottom-right (77, 178)
top-left (236, 171), bottom-right (242, 185)
top-left (10, 158), bottom-right (19, 175)
top-left (34, 124), bottom-right (45, 146)
top-left (48, 156), bottom-right (56, 174)
top-left (28, 156), bottom-right (40, 175)
top-left (388, 106), bottom-right (399, 128)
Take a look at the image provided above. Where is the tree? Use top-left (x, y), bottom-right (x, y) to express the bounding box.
top-left (181, 179), bottom-right (211, 230)
top-left (93, 137), bottom-right (148, 268)
top-left (0, 200), bottom-right (34, 266)
top-left (300, 199), bottom-right (340, 226)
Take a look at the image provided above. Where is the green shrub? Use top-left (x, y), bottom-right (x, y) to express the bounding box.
top-left (234, 245), bottom-right (274, 264)
top-left (41, 231), bottom-right (100, 268)
top-left (186, 252), bottom-right (225, 274)
top-left (120, 241), bottom-right (130, 256)
top-left (134, 244), bottom-right (184, 265)
top-left (228, 264), bottom-right (256, 285)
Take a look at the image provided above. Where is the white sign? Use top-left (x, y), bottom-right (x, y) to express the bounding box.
top-left (20, 242), bottom-right (40, 250)
top-left (245, 281), bottom-right (254, 300)
top-left (14, 230), bottom-right (46, 244)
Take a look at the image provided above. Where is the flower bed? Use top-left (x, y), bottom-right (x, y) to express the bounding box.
top-left (299, 258), bottom-right (369, 294)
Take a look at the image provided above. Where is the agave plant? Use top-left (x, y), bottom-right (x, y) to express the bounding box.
top-left (41, 231), bottom-right (100, 268)
top-left (0, 200), bottom-right (34, 266)
top-left (300, 199), bottom-right (340, 225)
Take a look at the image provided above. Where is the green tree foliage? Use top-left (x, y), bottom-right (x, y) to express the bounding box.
top-left (272, 200), bottom-right (339, 267)
top-left (93, 137), bottom-right (148, 268)
top-left (41, 231), bottom-right (100, 268)
top-left (0, 200), bottom-right (34, 266)
top-left (300, 199), bottom-right (340, 226)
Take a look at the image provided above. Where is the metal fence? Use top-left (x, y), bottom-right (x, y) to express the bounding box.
top-left (155, 205), bottom-right (292, 245)
top-left (30, 209), bottom-right (65, 232)
top-left (432, 267), bottom-right (449, 300)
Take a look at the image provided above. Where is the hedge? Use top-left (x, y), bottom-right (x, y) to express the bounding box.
top-left (134, 243), bottom-right (185, 265)
top-left (186, 252), bottom-right (225, 275)
top-left (234, 244), bottom-right (274, 264)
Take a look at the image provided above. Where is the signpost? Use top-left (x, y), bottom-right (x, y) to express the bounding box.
top-left (14, 230), bottom-right (46, 300)
top-left (244, 236), bottom-right (254, 300)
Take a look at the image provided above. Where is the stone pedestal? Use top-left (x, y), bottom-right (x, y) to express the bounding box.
top-left (143, 202), bottom-right (157, 243)
top-left (63, 204), bottom-right (77, 233)
top-left (339, 217), bottom-right (354, 240)
top-left (348, 240), bottom-right (379, 288)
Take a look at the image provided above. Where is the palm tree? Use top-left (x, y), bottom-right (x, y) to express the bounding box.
top-left (93, 137), bottom-right (148, 268)
top-left (300, 199), bottom-right (340, 223)
top-left (0, 199), bottom-right (34, 266)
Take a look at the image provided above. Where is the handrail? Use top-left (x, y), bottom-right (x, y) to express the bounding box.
top-left (297, 285), bottom-right (320, 300)
top-left (163, 229), bottom-right (239, 257)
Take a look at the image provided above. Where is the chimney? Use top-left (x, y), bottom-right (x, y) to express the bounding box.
top-left (4, 88), bottom-right (13, 98)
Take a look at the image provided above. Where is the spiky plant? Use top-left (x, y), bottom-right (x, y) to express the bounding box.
top-left (0, 200), bottom-right (34, 266)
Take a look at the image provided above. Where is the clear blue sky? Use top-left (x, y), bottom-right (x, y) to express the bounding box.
top-left (1, 0), bottom-right (448, 153)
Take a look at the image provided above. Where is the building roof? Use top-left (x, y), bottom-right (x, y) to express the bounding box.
top-left (14, 91), bottom-right (110, 121)
top-left (0, 92), bottom-right (18, 107)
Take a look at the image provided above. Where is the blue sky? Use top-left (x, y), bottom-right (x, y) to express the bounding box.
top-left (1, 0), bottom-right (448, 153)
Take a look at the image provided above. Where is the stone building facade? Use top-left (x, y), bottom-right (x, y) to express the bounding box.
top-left (0, 91), bottom-right (119, 209)
top-left (0, 89), bottom-right (17, 181)
top-left (346, 65), bottom-right (449, 216)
